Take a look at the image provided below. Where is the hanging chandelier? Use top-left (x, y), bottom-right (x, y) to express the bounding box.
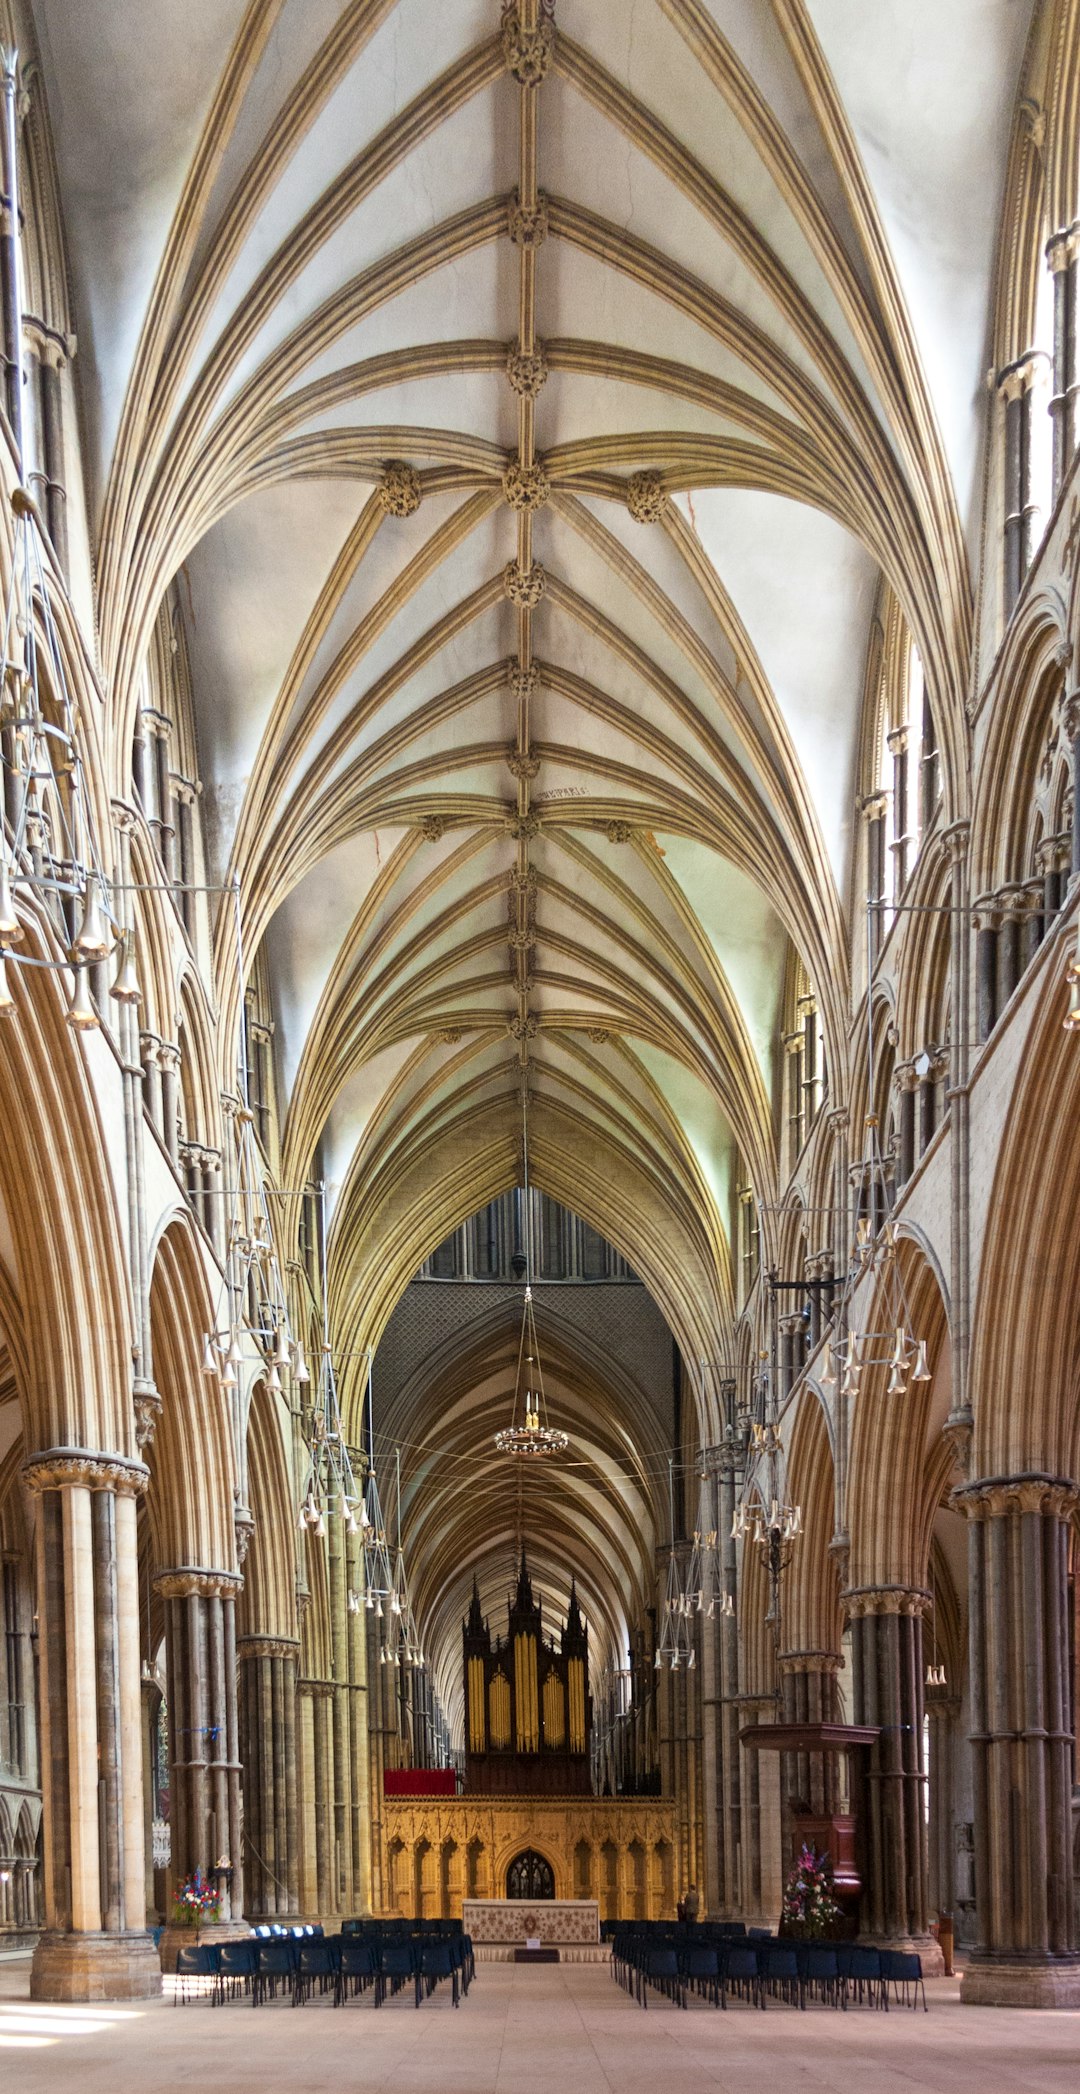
top-left (203, 1090), bottom-right (309, 1411)
top-left (494, 1282), bottom-right (568, 1457)
top-left (817, 1109), bottom-right (931, 1398)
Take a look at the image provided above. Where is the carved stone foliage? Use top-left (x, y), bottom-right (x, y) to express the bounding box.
top-left (503, 456), bottom-right (550, 512)
top-left (506, 750), bottom-right (541, 780)
top-left (377, 461), bottom-right (422, 517)
top-left (501, 4), bottom-right (556, 86)
top-left (23, 1450), bottom-right (150, 1496)
top-left (419, 814), bottom-right (447, 842)
top-left (508, 1013), bottom-right (538, 1040)
top-left (606, 820), bottom-right (632, 843)
top-left (507, 813), bottom-right (540, 839)
top-left (507, 190), bottom-right (549, 248)
top-left (504, 560), bottom-right (546, 606)
top-left (506, 341), bottom-right (549, 397)
top-left (626, 469), bottom-right (667, 524)
top-left (509, 661), bottom-right (540, 701)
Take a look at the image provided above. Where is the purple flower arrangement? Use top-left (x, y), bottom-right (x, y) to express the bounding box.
top-left (173, 1868), bottom-right (221, 1927)
top-left (781, 1842), bottom-right (841, 1939)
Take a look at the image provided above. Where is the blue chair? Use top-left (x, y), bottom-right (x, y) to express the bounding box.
top-left (723, 1943), bottom-right (763, 2010)
top-left (379, 1940), bottom-right (417, 2002)
top-left (418, 1941), bottom-right (459, 2007)
top-left (295, 1938), bottom-right (338, 2005)
top-left (216, 1939), bottom-right (258, 2004)
top-left (845, 1945), bottom-right (883, 2008)
top-left (339, 1938), bottom-right (380, 2006)
top-left (800, 1943), bottom-right (841, 2008)
top-left (173, 1942), bottom-right (219, 2005)
top-left (760, 1941), bottom-right (801, 2007)
top-left (880, 1949), bottom-right (927, 2011)
top-left (637, 1946), bottom-right (685, 2009)
top-left (254, 1937), bottom-right (295, 2004)
top-left (681, 1944), bottom-right (722, 2006)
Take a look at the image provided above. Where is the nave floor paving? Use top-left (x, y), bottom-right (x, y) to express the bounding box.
top-left (2, 1954), bottom-right (1080, 2092)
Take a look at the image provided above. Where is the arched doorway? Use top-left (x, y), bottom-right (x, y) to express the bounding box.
top-left (506, 1849), bottom-right (555, 1899)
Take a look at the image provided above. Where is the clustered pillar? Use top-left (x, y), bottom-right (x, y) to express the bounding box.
top-left (238, 1636), bottom-right (300, 1920)
top-left (25, 1451), bottom-right (158, 1999)
top-left (957, 1476), bottom-right (1080, 2006)
top-left (846, 1587), bottom-right (942, 1967)
top-left (154, 1568), bottom-right (244, 1943)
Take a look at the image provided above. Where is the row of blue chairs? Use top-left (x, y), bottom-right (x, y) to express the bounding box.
top-left (174, 1929), bottom-right (474, 2009)
top-left (612, 1935), bottom-right (927, 2012)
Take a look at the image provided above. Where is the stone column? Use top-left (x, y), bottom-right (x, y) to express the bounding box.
top-left (698, 1461), bottom-right (722, 1916)
top-left (998, 351), bottom-right (1048, 612)
top-left (1062, 691), bottom-right (1080, 881)
top-left (778, 1651), bottom-right (841, 1824)
top-left (995, 886), bottom-right (1025, 1010)
top-left (925, 1690), bottom-right (959, 1928)
top-left (296, 1680), bottom-right (320, 1916)
top-left (895, 1063), bottom-right (917, 1186)
top-left (717, 1440), bottom-right (741, 1914)
top-left (846, 1586), bottom-right (942, 1967)
top-left (955, 1476), bottom-right (1080, 2005)
top-left (1048, 223), bottom-right (1080, 495)
top-left (346, 1519), bottom-right (372, 1913)
top-left (24, 1451), bottom-right (159, 2000)
top-left (238, 1636), bottom-right (300, 1921)
top-left (973, 898), bottom-right (998, 1043)
top-left (154, 1568), bottom-right (245, 1961)
top-left (738, 1693), bottom-right (783, 1924)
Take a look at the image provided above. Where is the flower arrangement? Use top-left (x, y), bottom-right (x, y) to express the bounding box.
top-left (781, 1843), bottom-right (841, 1939)
top-left (173, 1869), bottom-right (221, 1928)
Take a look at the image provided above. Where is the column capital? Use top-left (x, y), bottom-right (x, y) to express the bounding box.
top-left (843, 1583), bottom-right (930, 1618)
top-left (951, 1472), bottom-right (1080, 1521)
top-left (153, 1567), bottom-right (243, 1599)
top-left (940, 819), bottom-right (970, 866)
top-left (237, 1635), bottom-right (301, 1661)
top-left (22, 1448), bottom-right (149, 1496)
top-left (1061, 688), bottom-right (1080, 742)
top-left (996, 348), bottom-right (1051, 401)
top-left (777, 1649), bottom-right (842, 1676)
top-left (1046, 220), bottom-right (1080, 272)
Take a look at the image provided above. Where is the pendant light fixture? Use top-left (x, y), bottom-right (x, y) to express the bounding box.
top-left (494, 1083), bottom-right (567, 1458)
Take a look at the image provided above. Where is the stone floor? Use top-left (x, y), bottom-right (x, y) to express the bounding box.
top-left (2, 1955), bottom-right (1080, 2092)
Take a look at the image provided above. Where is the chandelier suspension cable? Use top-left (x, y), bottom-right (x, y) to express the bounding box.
top-left (494, 1075), bottom-right (568, 1459)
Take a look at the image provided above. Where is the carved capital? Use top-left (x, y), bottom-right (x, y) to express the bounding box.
top-left (234, 1504), bottom-right (256, 1567)
top-left (952, 1472), bottom-right (1080, 1523)
top-left (23, 1449), bottom-right (150, 1497)
top-left (778, 1650), bottom-right (842, 1676)
top-left (503, 560), bottom-right (546, 608)
top-left (506, 340), bottom-right (548, 398)
top-left (238, 1635), bottom-right (301, 1663)
top-left (153, 1567), bottom-right (244, 1600)
top-left (133, 1385), bottom-right (163, 1449)
top-left (377, 461), bottom-right (422, 517)
top-left (843, 1583), bottom-right (930, 1619)
top-left (626, 469), bottom-right (667, 524)
top-left (1061, 689), bottom-right (1080, 743)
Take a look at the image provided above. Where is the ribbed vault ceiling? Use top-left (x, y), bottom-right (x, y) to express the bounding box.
top-left (33, 0), bottom-right (1030, 1393)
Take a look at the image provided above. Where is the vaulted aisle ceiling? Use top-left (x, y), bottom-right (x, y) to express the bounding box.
top-left (33, 0), bottom-right (1031, 1346)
